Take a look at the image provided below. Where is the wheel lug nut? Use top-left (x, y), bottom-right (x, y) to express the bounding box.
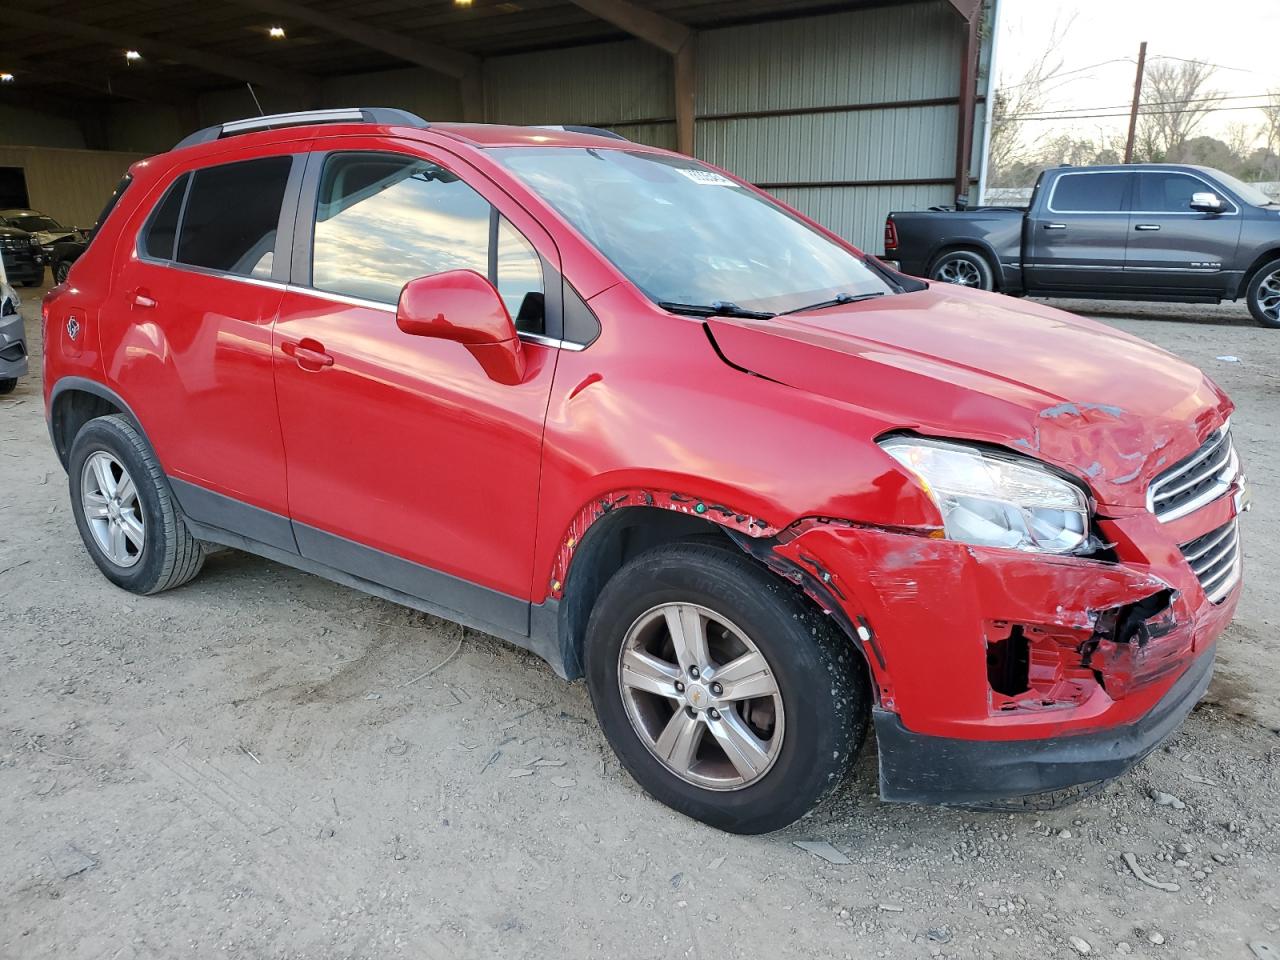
top-left (674, 680), bottom-right (685, 693)
top-left (708, 708), bottom-right (720, 720)
top-left (689, 666), bottom-right (700, 679)
top-left (685, 706), bottom-right (698, 719)
top-left (710, 682), bottom-right (722, 696)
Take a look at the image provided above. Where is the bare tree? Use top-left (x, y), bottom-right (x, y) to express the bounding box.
top-left (1263, 90), bottom-right (1280, 179)
top-left (1135, 59), bottom-right (1223, 161)
top-left (987, 16), bottom-right (1075, 186)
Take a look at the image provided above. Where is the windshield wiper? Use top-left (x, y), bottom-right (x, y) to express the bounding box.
top-left (657, 300), bottom-right (777, 320)
top-left (779, 291), bottom-right (886, 316)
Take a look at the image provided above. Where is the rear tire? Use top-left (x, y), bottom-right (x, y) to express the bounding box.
top-left (1246, 258), bottom-right (1280, 328)
top-left (584, 540), bottom-right (869, 834)
top-left (929, 249), bottom-right (996, 291)
top-left (67, 414), bottom-right (205, 595)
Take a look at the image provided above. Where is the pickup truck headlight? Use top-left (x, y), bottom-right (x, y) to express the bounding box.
top-left (878, 436), bottom-right (1090, 554)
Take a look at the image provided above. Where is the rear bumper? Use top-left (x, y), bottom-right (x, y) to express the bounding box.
top-left (873, 647), bottom-right (1214, 805)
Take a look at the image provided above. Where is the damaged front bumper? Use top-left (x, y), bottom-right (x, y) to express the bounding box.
top-left (766, 495), bottom-right (1241, 806)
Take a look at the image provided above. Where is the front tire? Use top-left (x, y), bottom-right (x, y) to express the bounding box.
top-left (54, 260), bottom-right (72, 285)
top-left (1246, 258), bottom-right (1280, 328)
top-left (584, 540), bottom-right (869, 834)
top-left (0, 378), bottom-right (15, 395)
top-left (67, 415), bottom-right (205, 594)
top-left (929, 249), bottom-right (996, 291)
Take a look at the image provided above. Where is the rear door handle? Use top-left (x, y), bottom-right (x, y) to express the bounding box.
top-left (131, 289), bottom-right (157, 308)
top-left (1043, 223), bottom-right (1066, 230)
top-left (281, 338), bottom-right (334, 371)
top-left (1134, 223), bottom-right (1161, 231)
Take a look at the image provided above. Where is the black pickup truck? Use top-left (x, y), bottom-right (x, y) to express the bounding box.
top-left (884, 163), bottom-right (1280, 327)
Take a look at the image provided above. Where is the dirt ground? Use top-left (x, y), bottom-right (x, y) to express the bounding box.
top-left (2, 284), bottom-right (1278, 960)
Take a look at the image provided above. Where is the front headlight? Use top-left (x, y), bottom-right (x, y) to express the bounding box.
top-left (878, 435), bottom-right (1090, 554)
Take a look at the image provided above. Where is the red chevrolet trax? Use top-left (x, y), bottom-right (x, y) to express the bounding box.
top-left (42, 108), bottom-right (1247, 834)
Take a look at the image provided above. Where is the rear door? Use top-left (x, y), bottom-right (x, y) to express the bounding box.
top-left (104, 147), bottom-right (304, 541)
top-left (1024, 170), bottom-right (1132, 293)
top-left (1124, 170), bottom-right (1243, 296)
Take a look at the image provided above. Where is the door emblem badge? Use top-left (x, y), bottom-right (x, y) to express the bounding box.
top-left (66, 316), bottom-right (81, 341)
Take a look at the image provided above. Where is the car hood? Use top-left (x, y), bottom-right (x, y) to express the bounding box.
top-left (706, 285), bottom-right (1231, 508)
top-left (31, 229), bottom-right (76, 245)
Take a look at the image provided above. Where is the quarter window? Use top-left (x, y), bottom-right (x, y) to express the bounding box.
top-left (175, 156), bottom-right (292, 278)
top-left (141, 174), bottom-right (188, 261)
top-left (1050, 173), bottom-right (1130, 213)
top-left (311, 152), bottom-right (545, 332)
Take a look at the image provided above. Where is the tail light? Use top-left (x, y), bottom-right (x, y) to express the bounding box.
top-left (884, 217), bottom-right (898, 252)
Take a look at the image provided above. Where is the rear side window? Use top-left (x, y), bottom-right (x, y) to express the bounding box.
top-left (1050, 173), bottom-right (1129, 213)
top-left (141, 174), bottom-right (188, 260)
top-left (1136, 172), bottom-right (1227, 213)
top-left (175, 157), bottom-right (292, 277)
top-left (311, 151), bottom-right (545, 332)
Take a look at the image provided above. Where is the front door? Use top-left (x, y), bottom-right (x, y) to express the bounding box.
top-left (1024, 170), bottom-right (1132, 293)
top-left (271, 142), bottom-right (559, 636)
top-left (1123, 170), bottom-right (1243, 296)
top-left (103, 149), bottom-right (302, 530)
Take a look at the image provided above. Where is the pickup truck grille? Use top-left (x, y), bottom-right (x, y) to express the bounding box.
top-left (1179, 518), bottom-right (1241, 604)
top-left (1147, 424), bottom-right (1237, 522)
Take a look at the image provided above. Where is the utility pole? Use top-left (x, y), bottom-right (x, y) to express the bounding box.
top-left (1124, 41), bottom-right (1148, 163)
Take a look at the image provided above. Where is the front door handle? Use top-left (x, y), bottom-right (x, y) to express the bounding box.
top-left (1043, 223), bottom-right (1066, 230)
top-left (281, 338), bottom-right (334, 371)
top-left (1134, 224), bottom-right (1162, 231)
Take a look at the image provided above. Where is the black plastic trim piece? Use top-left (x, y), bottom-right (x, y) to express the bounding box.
top-left (169, 478), bottom-right (298, 555)
top-left (174, 108), bottom-right (430, 151)
top-left (47, 376), bottom-right (143, 466)
top-left (562, 282), bottom-right (601, 348)
top-left (874, 649), bottom-right (1214, 806)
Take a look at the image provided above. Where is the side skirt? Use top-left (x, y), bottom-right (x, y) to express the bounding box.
top-left (170, 478), bottom-right (568, 678)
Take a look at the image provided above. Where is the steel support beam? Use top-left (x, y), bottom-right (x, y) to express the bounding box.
top-left (566, 0), bottom-right (696, 154)
top-left (0, 8), bottom-right (315, 100)
top-left (949, 0), bottom-right (983, 204)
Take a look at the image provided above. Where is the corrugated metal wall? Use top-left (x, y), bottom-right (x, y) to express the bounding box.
top-left (0, 0), bottom-right (991, 251)
top-left (0, 145), bottom-right (146, 226)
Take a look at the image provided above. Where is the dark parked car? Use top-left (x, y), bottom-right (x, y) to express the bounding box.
top-left (0, 225), bottom-right (44, 286)
top-left (0, 208), bottom-right (85, 261)
top-left (49, 237), bottom-right (87, 284)
top-left (885, 164), bottom-right (1280, 327)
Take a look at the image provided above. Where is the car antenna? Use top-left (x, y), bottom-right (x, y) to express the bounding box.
top-left (246, 82), bottom-right (265, 116)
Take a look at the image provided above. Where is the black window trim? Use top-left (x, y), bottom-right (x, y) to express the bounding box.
top-left (134, 153), bottom-right (305, 286)
top-left (292, 146), bottom-right (580, 347)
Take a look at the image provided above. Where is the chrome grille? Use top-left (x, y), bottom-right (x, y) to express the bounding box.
top-left (1148, 424), bottom-right (1237, 522)
top-left (1179, 518), bottom-right (1241, 604)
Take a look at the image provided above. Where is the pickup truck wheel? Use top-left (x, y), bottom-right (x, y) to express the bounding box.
top-left (1246, 259), bottom-right (1280, 328)
top-left (584, 540), bottom-right (869, 834)
top-left (929, 250), bottom-right (995, 291)
top-left (68, 414), bottom-right (205, 595)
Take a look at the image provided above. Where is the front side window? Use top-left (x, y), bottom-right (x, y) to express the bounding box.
top-left (1050, 173), bottom-right (1130, 213)
top-left (175, 156), bottom-right (292, 278)
top-left (311, 152), bottom-right (545, 331)
top-left (493, 147), bottom-right (893, 314)
top-left (1136, 172), bottom-right (1230, 213)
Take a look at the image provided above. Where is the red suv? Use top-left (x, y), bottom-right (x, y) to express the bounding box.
top-left (43, 108), bottom-right (1247, 833)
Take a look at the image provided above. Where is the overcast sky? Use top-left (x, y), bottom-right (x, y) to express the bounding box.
top-left (993, 0), bottom-right (1280, 147)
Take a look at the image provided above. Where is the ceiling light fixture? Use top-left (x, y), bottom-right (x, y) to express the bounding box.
top-left (0, 73), bottom-right (14, 83)
top-left (125, 50), bottom-right (142, 62)
top-left (455, 0), bottom-right (473, 6)
top-left (269, 26), bottom-right (286, 38)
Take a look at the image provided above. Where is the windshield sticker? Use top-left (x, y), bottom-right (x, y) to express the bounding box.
top-left (676, 168), bottom-right (736, 187)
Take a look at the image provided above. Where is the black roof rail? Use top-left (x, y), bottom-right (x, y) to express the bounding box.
top-left (533, 124), bottom-right (629, 142)
top-left (173, 107), bottom-right (430, 150)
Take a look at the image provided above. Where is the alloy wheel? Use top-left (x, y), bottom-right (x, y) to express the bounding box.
top-left (936, 257), bottom-right (982, 286)
top-left (617, 602), bottom-right (785, 791)
top-left (81, 451), bottom-right (145, 567)
top-left (1258, 268), bottom-right (1280, 324)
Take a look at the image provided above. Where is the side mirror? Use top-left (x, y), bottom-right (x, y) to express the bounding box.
top-left (396, 269), bottom-right (526, 385)
top-left (1190, 191), bottom-right (1224, 214)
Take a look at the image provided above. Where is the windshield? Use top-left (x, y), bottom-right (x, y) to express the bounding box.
top-left (8, 215), bottom-right (65, 232)
top-left (1211, 171), bottom-right (1277, 208)
top-left (494, 147), bottom-right (893, 314)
